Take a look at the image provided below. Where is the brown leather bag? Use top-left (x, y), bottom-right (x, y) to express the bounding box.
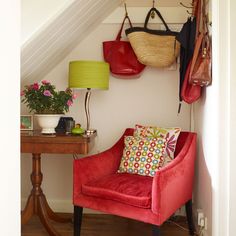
top-left (189, 0), bottom-right (212, 86)
top-left (189, 32), bottom-right (211, 86)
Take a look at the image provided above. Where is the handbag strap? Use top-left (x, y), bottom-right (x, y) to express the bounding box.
top-left (190, 32), bottom-right (204, 76)
top-left (201, 0), bottom-right (211, 52)
top-left (144, 7), bottom-right (170, 31)
top-left (202, 0), bottom-right (208, 31)
top-left (116, 15), bottom-right (133, 41)
top-left (192, 0), bottom-right (199, 17)
top-left (194, 0), bottom-right (202, 35)
top-left (195, 0), bottom-right (209, 35)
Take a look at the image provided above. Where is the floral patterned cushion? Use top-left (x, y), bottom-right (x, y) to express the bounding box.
top-left (134, 124), bottom-right (181, 159)
top-left (118, 136), bottom-right (167, 177)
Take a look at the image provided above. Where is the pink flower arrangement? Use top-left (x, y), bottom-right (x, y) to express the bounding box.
top-left (66, 100), bottom-right (73, 106)
top-left (43, 90), bottom-right (52, 97)
top-left (21, 81), bottom-right (76, 114)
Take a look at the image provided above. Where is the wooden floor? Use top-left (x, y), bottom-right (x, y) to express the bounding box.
top-left (21, 214), bottom-right (190, 236)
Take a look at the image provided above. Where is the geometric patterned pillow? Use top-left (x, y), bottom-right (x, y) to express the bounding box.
top-left (134, 124), bottom-right (181, 159)
top-left (118, 136), bottom-right (167, 177)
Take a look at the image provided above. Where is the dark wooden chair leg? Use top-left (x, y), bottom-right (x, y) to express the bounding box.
top-left (74, 206), bottom-right (83, 236)
top-left (152, 225), bottom-right (161, 236)
top-left (185, 200), bottom-right (195, 235)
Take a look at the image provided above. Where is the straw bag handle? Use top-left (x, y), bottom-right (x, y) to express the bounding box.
top-left (116, 15), bottom-right (133, 41)
top-left (144, 7), bottom-right (171, 31)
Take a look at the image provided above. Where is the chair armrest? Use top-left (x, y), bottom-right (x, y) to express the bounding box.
top-left (73, 148), bottom-right (122, 186)
top-left (151, 133), bottom-right (197, 224)
top-left (73, 128), bottom-right (134, 196)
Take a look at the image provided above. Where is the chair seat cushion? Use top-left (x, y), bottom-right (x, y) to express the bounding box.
top-left (82, 173), bottom-right (153, 208)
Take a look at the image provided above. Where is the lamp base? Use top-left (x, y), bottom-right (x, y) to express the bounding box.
top-left (85, 129), bottom-right (97, 135)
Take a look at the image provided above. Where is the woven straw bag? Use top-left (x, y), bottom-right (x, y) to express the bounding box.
top-left (126, 8), bottom-right (180, 68)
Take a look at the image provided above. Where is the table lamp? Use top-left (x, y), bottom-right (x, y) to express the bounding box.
top-left (69, 60), bottom-right (109, 135)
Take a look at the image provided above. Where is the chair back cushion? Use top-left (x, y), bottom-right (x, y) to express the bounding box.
top-left (134, 124), bottom-right (181, 159)
top-left (118, 135), bottom-right (166, 177)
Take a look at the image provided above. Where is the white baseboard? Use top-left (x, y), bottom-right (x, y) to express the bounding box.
top-left (21, 199), bottom-right (193, 218)
top-left (193, 204), bottom-right (209, 236)
top-left (21, 198), bottom-right (104, 214)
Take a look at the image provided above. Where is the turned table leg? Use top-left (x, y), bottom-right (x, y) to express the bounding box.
top-left (21, 153), bottom-right (71, 236)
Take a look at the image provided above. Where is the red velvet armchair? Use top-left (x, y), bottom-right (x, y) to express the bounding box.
top-left (73, 128), bottom-right (197, 236)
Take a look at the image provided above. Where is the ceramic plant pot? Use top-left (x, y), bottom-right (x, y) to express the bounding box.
top-left (35, 114), bottom-right (62, 134)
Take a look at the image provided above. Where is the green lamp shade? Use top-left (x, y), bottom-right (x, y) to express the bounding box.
top-left (69, 61), bottom-right (109, 89)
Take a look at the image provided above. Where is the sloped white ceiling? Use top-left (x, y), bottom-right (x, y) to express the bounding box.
top-left (21, 0), bottom-right (192, 84)
top-left (21, 0), bottom-right (121, 83)
top-left (21, 0), bottom-right (75, 43)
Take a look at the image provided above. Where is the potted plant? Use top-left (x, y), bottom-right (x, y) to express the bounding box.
top-left (21, 80), bottom-right (76, 134)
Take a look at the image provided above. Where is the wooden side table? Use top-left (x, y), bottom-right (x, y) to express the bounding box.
top-left (21, 131), bottom-right (96, 236)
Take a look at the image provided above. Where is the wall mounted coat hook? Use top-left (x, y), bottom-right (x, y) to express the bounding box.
top-left (151, 0), bottom-right (156, 19)
top-left (124, 2), bottom-right (128, 16)
top-left (180, 2), bottom-right (193, 16)
top-left (187, 9), bottom-right (193, 15)
top-left (179, 2), bottom-right (193, 8)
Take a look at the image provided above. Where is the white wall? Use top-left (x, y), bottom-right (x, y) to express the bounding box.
top-left (229, 0), bottom-right (236, 234)
top-left (193, 0), bottom-right (236, 236)
top-left (21, 21), bottom-right (191, 212)
top-left (193, 0), bottom-right (219, 235)
top-left (0, 1), bottom-right (20, 235)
